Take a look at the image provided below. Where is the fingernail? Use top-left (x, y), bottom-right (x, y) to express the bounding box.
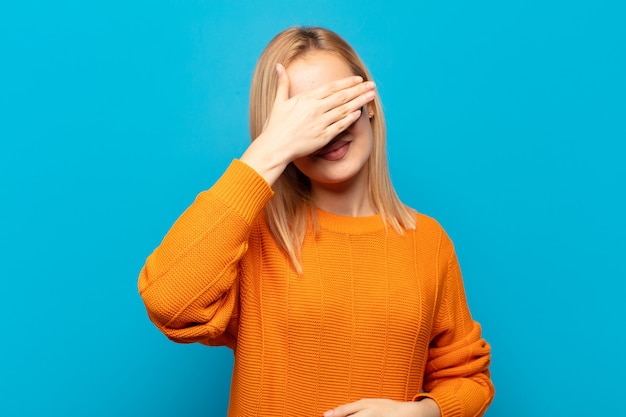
top-left (354, 76), bottom-right (363, 83)
top-left (323, 411), bottom-right (334, 417)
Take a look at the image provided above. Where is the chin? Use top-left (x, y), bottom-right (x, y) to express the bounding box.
top-left (308, 163), bottom-right (368, 187)
top-left (295, 145), bottom-right (371, 188)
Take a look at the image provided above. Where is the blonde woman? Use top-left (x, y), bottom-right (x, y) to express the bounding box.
top-left (139, 26), bottom-right (494, 417)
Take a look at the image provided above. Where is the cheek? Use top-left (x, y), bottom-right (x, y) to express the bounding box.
top-left (291, 157), bottom-right (312, 178)
top-left (353, 118), bottom-right (374, 149)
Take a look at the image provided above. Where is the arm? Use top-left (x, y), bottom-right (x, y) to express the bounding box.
top-left (138, 160), bottom-right (273, 345)
top-left (414, 234), bottom-right (495, 416)
top-left (322, 229), bottom-right (491, 417)
top-left (139, 66), bottom-right (376, 345)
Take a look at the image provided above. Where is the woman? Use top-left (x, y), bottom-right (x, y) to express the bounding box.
top-left (139, 26), bottom-right (494, 417)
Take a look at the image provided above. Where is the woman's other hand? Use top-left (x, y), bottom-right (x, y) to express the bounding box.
top-left (323, 398), bottom-right (441, 417)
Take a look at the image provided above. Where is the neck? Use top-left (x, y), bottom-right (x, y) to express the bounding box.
top-left (310, 178), bottom-right (376, 217)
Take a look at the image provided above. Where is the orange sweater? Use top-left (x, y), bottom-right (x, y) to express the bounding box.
top-left (138, 160), bottom-right (494, 417)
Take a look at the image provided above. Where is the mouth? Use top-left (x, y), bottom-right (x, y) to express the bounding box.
top-left (314, 139), bottom-right (351, 161)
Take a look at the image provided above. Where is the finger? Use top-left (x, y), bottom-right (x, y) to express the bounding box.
top-left (312, 75), bottom-right (366, 100)
top-left (275, 63), bottom-right (290, 102)
top-left (322, 108), bottom-right (362, 141)
top-left (319, 81), bottom-right (375, 120)
top-left (323, 399), bottom-right (366, 417)
top-left (326, 80), bottom-right (375, 107)
top-left (322, 87), bottom-right (375, 129)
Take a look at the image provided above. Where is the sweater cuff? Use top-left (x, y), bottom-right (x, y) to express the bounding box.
top-left (207, 159), bottom-right (274, 224)
top-left (413, 392), bottom-right (462, 417)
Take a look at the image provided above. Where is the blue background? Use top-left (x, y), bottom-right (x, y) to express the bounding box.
top-left (1, 1), bottom-right (625, 416)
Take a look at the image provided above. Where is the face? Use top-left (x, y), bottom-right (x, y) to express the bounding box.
top-left (286, 50), bottom-right (374, 191)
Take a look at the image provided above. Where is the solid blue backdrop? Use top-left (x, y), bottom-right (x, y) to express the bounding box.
top-left (1, 1), bottom-right (624, 416)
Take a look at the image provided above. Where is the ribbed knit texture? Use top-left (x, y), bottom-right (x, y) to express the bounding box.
top-left (139, 159), bottom-right (494, 417)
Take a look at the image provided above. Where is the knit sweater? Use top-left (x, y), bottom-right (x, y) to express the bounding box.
top-left (138, 159), bottom-right (494, 417)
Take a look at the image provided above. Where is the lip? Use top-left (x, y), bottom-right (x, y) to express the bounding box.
top-left (314, 140), bottom-right (350, 161)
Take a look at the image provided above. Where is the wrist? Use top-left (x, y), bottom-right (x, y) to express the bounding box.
top-left (414, 398), bottom-right (441, 417)
top-left (240, 136), bottom-right (290, 185)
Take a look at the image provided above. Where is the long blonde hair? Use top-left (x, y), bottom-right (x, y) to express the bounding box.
top-left (249, 26), bottom-right (415, 273)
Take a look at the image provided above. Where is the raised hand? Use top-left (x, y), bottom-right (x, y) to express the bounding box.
top-left (240, 63), bottom-right (376, 185)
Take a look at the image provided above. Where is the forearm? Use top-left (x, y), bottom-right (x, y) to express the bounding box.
top-left (421, 236), bottom-right (494, 416)
top-left (421, 372), bottom-right (494, 417)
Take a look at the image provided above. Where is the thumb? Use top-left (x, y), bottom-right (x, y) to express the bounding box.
top-left (274, 63), bottom-right (290, 102)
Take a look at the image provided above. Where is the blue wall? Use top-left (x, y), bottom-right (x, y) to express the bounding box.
top-left (1, 1), bottom-right (624, 416)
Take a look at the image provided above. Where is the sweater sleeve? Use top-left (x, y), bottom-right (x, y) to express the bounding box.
top-left (138, 159), bottom-right (273, 346)
top-left (414, 232), bottom-right (495, 417)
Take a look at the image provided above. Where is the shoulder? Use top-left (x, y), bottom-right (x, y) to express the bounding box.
top-left (413, 211), bottom-right (443, 231)
top-left (407, 209), bottom-right (456, 257)
top-left (408, 209), bottom-right (446, 237)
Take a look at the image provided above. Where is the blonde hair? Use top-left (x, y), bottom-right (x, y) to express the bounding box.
top-left (249, 26), bottom-right (416, 273)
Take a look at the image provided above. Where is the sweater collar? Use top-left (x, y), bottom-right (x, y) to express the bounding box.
top-left (313, 207), bottom-right (386, 234)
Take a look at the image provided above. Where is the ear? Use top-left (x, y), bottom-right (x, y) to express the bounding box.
top-left (366, 103), bottom-right (375, 119)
